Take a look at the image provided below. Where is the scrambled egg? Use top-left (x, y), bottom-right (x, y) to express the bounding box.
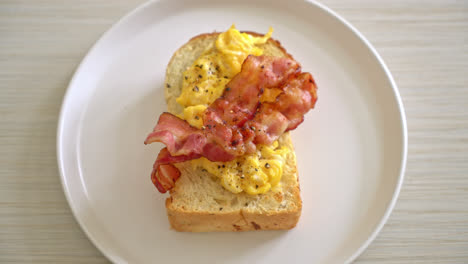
top-left (176, 25), bottom-right (289, 195)
top-left (176, 24), bottom-right (272, 108)
top-left (193, 141), bottom-right (288, 195)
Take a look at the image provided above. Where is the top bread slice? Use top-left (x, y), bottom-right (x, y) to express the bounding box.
top-left (163, 32), bottom-right (302, 232)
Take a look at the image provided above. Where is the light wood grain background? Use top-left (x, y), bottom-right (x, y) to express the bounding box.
top-left (1, 0), bottom-right (467, 263)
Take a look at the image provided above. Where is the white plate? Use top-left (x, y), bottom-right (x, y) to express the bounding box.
top-left (57, 0), bottom-right (407, 263)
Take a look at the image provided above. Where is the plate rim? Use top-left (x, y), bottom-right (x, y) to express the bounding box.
top-left (310, 1), bottom-right (408, 262)
top-left (56, 0), bottom-right (408, 263)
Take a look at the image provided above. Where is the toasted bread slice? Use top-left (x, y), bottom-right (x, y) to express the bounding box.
top-left (164, 32), bottom-right (302, 232)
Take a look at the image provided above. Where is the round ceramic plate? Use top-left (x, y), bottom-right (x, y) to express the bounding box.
top-left (57, 0), bottom-right (407, 263)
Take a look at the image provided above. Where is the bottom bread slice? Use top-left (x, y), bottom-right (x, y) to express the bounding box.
top-left (163, 32), bottom-right (302, 232)
top-left (166, 133), bottom-right (302, 232)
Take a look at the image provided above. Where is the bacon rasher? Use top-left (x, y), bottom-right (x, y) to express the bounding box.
top-left (145, 55), bottom-right (317, 192)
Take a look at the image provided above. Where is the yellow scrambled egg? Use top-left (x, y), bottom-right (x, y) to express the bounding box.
top-left (176, 25), bottom-right (290, 195)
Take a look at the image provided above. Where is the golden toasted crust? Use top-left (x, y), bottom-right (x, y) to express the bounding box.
top-left (163, 31), bottom-right (302, 232)
top-left (167, 198), bottom-right (301, 232)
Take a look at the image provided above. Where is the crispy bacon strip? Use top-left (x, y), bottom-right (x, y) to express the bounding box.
top-left (246, 72), bottom-right (317, 144)
top-left (202, 55), bottom-right (302, 156)
top-left (145, 55), bottom-right (314, 157)
top-left (145, 55), bottom-right (317, 193)
top-left (150, 148), bottom-right (201, 193)
top-left (144, 113), bottom-right (206, 156)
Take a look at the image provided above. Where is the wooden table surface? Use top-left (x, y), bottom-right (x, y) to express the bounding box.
top-left (1, 0), bottom-right (467, 263)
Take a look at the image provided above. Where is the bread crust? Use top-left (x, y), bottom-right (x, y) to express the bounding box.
top-left (163, 30), bottom-right (302, 232)
top-left (166, 197), bottom-right (301, 232)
